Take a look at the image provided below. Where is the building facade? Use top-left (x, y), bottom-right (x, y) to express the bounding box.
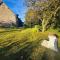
top-left (0, 0), bottom-right (17, 27)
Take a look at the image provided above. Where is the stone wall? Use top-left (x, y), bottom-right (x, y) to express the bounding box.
top-left (0, 2), bottom-right (17, 27)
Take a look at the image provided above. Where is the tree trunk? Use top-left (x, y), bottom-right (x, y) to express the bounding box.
top-left (42, 25), bottom-right (46, 32)
top-left (42, 19), bottom-right (46, 32)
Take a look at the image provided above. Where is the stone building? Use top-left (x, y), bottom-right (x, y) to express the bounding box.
top-left (0, 0), bottom-right (17, 27)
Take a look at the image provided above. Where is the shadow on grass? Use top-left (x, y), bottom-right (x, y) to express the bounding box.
top-left (0, 40), bottom-right (36, 60)
top-left (0, 38), bottom-right (45, 60)
top-left (0, 39), bottom-right (60, 60)
top-left (41, 47), bottom-right (60, 60)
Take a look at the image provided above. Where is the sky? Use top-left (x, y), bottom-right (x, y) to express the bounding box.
top-left (3, 0), bottom-right (27, 22)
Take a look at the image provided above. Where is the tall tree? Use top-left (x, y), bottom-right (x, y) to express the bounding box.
top-left (25, 9), bottom-right (41, 27)
top-left (25, 0), bottom-right (60, 32)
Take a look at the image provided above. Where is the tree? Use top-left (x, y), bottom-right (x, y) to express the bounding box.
top-left (16, 14), bottom-right (23, 27)
top-left (25, 0), bottom-right (60, 32)
top-left (25, 9), bottom-right (41, 27)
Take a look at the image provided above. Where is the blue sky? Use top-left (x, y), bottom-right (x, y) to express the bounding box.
top-left (3, 0), bottom-right (27, 22)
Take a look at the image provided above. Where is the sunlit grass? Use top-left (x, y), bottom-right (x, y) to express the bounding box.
top-left (0, 28), bottom-right (60, 60)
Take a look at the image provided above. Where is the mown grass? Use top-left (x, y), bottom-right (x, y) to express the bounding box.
top-left (0, 28), bottom-right (60, 60)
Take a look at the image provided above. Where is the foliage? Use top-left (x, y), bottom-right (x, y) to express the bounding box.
top-left (25, 9), bottom-right (41, 27)
top-left (16, 14), bottom-right (23, 27)
top-left (25, 0), bottom-right (60, 32)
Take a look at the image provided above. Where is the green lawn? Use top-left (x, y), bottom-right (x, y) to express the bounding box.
top-left (0, 28), bottom-right (60, 60)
